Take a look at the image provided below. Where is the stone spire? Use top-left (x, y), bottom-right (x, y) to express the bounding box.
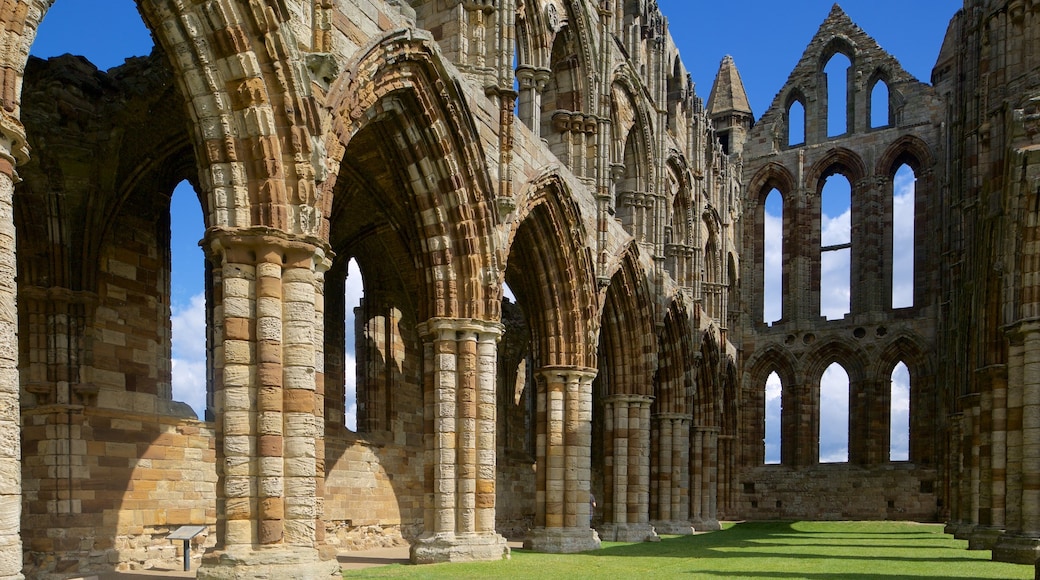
top-left (706, 55), bottom-right (754, 155)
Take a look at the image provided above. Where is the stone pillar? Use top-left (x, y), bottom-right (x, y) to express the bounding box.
top-left (691, 426), bottom-right (721, 531)
top-left (411, 318), bottom-right (509, 564)
top-left (599, 395), bottom-right (657, 542)
top-left (651, 414), bottom-right (693, 534)
top-left (944, 412), bottom-right (965, 537)
top-left (515, 66), bottom-right (550, 138)
top-left (970, 365), bottom-right (1006, 550)
top-left (525, 367), bottom-right (601, 553)
top-left (197, 230), bottom-right (339, 580)
top-left (955, 393), bottom-right (982, 540)
top-left (994, 322), bottom-right (1040, 564)
top-left (0, 117), bottom-right (23, 580)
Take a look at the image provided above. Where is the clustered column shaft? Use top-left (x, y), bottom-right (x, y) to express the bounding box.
top-left (412, 318), bottom-right (509, 564)
top-left (0, 149), bottom-right (22, 580)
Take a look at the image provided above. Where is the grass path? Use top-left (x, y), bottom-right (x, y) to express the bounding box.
top-left (347, 521), bottom-right (1034, 579)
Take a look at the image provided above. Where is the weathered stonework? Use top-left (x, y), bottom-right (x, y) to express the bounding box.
top-left (0, 0), bottom-right (1035, 578)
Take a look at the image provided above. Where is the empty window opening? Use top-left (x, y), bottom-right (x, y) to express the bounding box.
top-left (892, 164), bottom-right (916, 309)
top-left (763, 188), bottom-right (783, 324)
top-left (787, 99), bottom-right (805, 146)
top-left (890, 362), bottom-right (911, 461)
top-left (821, 174), bottom-right (851, 319)
top-left (824, 53), bottom-right (852, 137)
top-left (819, 363), bottom-right (850, 463)
top-left (169, 181), bottom-right (207, 419)
top-left (343, 258), bottom-right (364, 431)
top-left (764, 371), bottom-right (782, 464)
top-left (871, 79), bottom-right (890, 129)
top-left (31, 1), bottom-right (153, 70)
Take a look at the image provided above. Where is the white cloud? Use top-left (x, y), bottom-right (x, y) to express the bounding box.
top-left (819, 363), bottom-right (849, 463)
top-left (172, 292), bottom-right (207, 418)
top-left (821, 208), bottom-right (851, 247)
top-left (820, 246), bottom-right (850, 320)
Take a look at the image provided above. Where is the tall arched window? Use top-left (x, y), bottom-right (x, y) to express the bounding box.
top-left (763, 188), bottom-right (783, 324)
top-left (169, 181), bottom-right (207, 418)
top-left (821, 174), bottom-right (851, 319)
top-left (342, 258), bottom-right (364, 431)
top-left (787, 99), bottom-right (805, 146)
top-left (824, 52), bottom-right (852, 137)
top-left (870, 79), bottom-right (890, 128)
top-left (820, 362), bottom-right (850, 463)
top-left (892, 163), bottom-right (916, 308)
top-left (765, 371), bottom-right (782, 464)
top-left (890, 362), bottom-right (911, 461)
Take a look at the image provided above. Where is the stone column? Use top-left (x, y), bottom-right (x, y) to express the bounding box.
top-left (954, 392), bottom-right (982, 540)
top-left (525, 367), bottom-right (601, 553)
top-left (599, 395), bottom-right (657, 541)
top-left (994, 322), bottom-right (1040, 564)
top-left (0, 115), bottom-right (24, 580)
top-left (651, 413), bottom-right (693, 534)
top-left (197, 230), bottom-right (339, 580)
top-left (970, 365), bottom-right (1006, 550)
top-left (515, 66), bottom-right (550, 138)
top-left (411, 318), bottom-right (509, 564)
top-left (691, 426), bottom-right (721, 531)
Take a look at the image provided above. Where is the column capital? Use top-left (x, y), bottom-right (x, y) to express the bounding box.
top-left (604, 393), bottom-right (655, 405)
top-left (0, 109), bottom-right (28, 173)
top-left (536, 365), bottom-right (597, 384)
top-left (202, 226), bottom-right (333, 270)
top-left (417, 317), bottom-right (504, 342)
top-left (653, 412), bottom-right (693, 422)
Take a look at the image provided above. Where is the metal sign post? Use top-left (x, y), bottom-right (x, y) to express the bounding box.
top-left (167, 525), bottom-right (207, 571)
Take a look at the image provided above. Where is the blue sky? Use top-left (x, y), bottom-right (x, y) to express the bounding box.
top-left (28, 1), bottom-right (950, 460)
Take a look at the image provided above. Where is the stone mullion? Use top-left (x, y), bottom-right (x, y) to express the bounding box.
top-left (282, 256), bottom-right (321, 548)
top-left (476, 331), bottom-right (499, 534)
top-left (218, 246), bottom-right (259, 550)
top-left (655, 416), bottom-right (672, 522)
top-left (433, 326), bottom-right (459, 534)
top-left (457, 330), bottom-right (478, 534)
top-left (255, 250), bottom-right (285, 546)
top-left (0, 147), bottom-right (21, 580)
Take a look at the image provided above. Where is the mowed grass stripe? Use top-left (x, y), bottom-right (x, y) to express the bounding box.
top-left (347, 521), bottom-right (1034, 579)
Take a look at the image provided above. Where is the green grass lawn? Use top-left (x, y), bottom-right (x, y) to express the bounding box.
top-left (346, 521), bottom-right (1035, 579)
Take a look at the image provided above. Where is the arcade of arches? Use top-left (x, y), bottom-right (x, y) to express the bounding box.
top-left (0, 1), bottom-right (1038, 578)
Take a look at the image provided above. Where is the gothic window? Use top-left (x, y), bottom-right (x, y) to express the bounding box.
top-left (787, 98), bottom-right (805, 147)
top-left (821, 174), bottom-right (851, 319)
top-left (890, 362), bottom-right (911, 461)
top-left (892, 164), bottom-right (916, 309)
top-left (824, 52), bottom-right (852, 137)
top-left (342, 258), bottom-right (363, 431)
top-left (763, 188), bottom-right (783, 324)
top-left (820, 362), bottom-right (850, 463)
top-left (765, 371), bottom-right (781, 464)
top-left (870, 78), bottom-right (891, 129)
top-left (169, 180), bottom-right (208, 419)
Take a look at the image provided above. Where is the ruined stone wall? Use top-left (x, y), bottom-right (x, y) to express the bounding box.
top-left (740, 464), bottom-right (939, 521)
top-left (21, 408), bottom-right (215, 576)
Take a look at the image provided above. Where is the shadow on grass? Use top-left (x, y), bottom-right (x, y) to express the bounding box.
top-left (583, 521), bottom-right (984, 564)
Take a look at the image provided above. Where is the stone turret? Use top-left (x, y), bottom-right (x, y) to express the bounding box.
top-left (706, 55), bottom-right (753, 155)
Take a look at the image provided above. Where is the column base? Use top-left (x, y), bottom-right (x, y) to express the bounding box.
top-left (196, 546), bottom-right (340, 580)
top-left (597, 523), bottom-right (659, 542)
top-left (967, 527), bottom-right (1004, 551)
top-left (523, 527), bottom-right (601, 553)
top-left (992, 533), bottom-right (1040, 565)
top-left (943, 522), bottom-right (967, 537)
top-left (409, 532), bottom-right (510, 564)
top-left (951, 523), bottom-right (976, 540)
top-left (692, 518), bottom-right (722, 532)
top-left (651, 520), bottom-right (695, 535)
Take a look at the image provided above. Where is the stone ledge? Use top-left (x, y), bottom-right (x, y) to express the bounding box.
top-left (597, 523), bottom-right (659, 543)
top-left (195, 546), bottom-right (340, 580)
top-left (992, 533), bottom-right (1040, 565)
top-left (523, 527), bottom-right (601, 553)
top-left (409, 532), bottom-right (510, 564)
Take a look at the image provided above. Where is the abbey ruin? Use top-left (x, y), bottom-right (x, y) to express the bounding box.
top-left (0, 0), bottom-right (1037, 577)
